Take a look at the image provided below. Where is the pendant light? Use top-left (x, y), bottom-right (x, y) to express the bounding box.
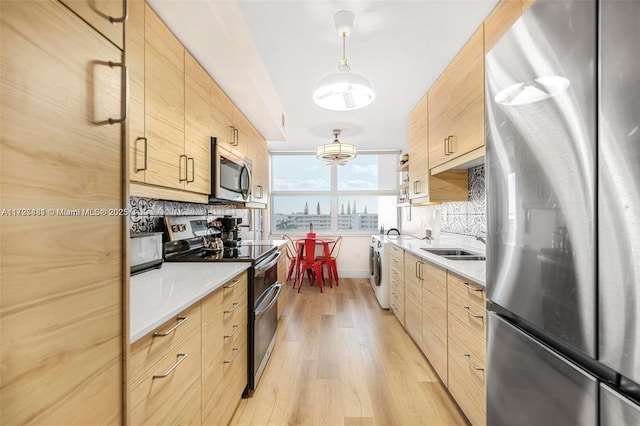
top-left (313, 10), bottom-right (375, 111)
top-left (316, 129), bottom-right (357, 165)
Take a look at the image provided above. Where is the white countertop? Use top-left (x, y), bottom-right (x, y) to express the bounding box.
top-left (385, 233), bottom-right (486, 287)
top-left (130, 262), bottom-right (251, 343)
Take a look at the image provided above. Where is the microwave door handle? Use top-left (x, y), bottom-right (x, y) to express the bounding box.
top-left (241, 164), bottom-right (252, 200)
top-left (255, 283), bottom-right (282, 319)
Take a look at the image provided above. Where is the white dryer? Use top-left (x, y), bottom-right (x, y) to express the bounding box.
top-left (369, 235), bottom-right (390, 309)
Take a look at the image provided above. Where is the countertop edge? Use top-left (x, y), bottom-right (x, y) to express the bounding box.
top-left (130, 262), bottom-right (252, 343)
top-left (386, 238), bottom-right (486, 287)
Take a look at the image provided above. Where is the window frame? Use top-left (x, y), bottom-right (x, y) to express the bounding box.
top-left (269, 151), bottom-right (400, 236)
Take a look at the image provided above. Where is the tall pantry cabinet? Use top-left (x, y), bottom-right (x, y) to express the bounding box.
top-left (1, 1), bottom-right (125, 424)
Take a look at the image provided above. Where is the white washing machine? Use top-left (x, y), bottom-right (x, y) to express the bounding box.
top-left (369, 235), bottom-right (390, 309)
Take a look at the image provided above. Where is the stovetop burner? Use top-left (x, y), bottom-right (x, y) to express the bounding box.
top-left (165, 243), bottom-right (276, 263)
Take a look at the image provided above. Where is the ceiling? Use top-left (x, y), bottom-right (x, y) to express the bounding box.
top-left (147, 0), bottom-right (499, 154)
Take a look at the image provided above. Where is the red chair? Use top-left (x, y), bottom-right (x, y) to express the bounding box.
top-left (281, 235), bottom-right (299, 286)
top-left (322, 236), bottom-right (342, 287)
top-left (297, 238), bottom-right (325, 293)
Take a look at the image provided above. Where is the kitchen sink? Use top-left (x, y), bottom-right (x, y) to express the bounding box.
top-left (443, 255), bottom-right (486, 261)
top-left (420, 248), bottom-right (476, 256)
top-left (420, 248), bottom-right (485, 261)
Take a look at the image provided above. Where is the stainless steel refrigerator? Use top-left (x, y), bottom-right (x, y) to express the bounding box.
top-left (485, 0), bottom-right (640, 424)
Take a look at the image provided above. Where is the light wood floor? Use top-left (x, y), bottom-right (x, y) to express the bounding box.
top-left (230, 278), bottom-right (468, 426)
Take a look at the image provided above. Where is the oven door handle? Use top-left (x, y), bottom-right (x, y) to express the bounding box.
top-left (254, 251), bottom-right (282, 275)
top-left (255, 283), bottom-right (282, 320)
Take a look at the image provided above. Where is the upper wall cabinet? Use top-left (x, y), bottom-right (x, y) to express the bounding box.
top-left (184, 52), bottom-right (212, 195)
top-left (59, 0), bottom-right (125, 49)
top-left (484, 0), bottom-right (523, 51)
top-left (129, 3), bottom-right (211, 200)
top-left (428, 25), bottom-right (485, 171)
top-left (144, 3), bottom-right (185, 191)
top-left (408, 94), bottom-right (430, 202)
top-left (408, 94), bottom-right (468, 204)
top-left (128, 1), bottom-right (270, 204)
top-left (249, 127), bottom-right (269, 205)
top-left (210, 80), bottom-right (239, 153)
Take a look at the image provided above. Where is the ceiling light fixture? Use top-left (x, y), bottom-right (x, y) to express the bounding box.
top-left (317, 129), bottom-right (357, 165)
top-left (313, 10), bottom-right (375, 111)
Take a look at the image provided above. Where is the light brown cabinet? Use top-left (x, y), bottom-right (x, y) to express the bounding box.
top-left (404, 252), bottom-right (424, 346)
top-left (129, 3), bottom-right (212, 200)
top-left (130, 304), bottom-right (203, 425)
top-left (59, 0), bottom-right (125, 49)
top-left (447, 272), bottom-right (486, 426)
top-left (202, 271), bottom-right (248, 426)
top-left (389, 244), bottom-right (405, 325)
top-left (276, 246), bottom-right (288, 319)
top-left (408, 94), bottom-right (430, 201)
top-left (484, 0), bottom-right (523, 52)
top-left (428, 25), bottom-right (485, 171)
top-left (210, 79), bottom-right (238, 152)
top-left (1, 1), bottom-right (123, 423)
top-left (422, 262), bottom-right (449, 386)
top-left (250, 128), bottom-right (270, 205)
top-left (144, 3), bottom-right (186, 190)
top-left (185, 51), bottom-right (212, 195)
top-left (218, 272), bottom-right (249, 425)
top-left (407, 94), bottom-right (469, 203)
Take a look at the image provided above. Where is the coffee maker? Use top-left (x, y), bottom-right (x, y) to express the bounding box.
top-left (217, 216), bottom-right (242, 247)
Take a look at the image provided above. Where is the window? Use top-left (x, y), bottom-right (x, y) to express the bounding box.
top-left (270, 153), bottom-right (398, 234)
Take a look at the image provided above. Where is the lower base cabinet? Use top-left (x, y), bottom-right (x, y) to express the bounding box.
top-left (447, 272), bottom-right (487, 426)
top-left (392, 246), bottom-right (487, 425)
top-left (130, 305), bottom-right (203, 425)
top-left (131, 271), bottom-right (248, 426)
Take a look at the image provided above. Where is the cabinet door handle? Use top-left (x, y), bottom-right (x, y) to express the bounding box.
top-left (224, 348), bottom-right (240, 364)
top-left (461, 281), bottom-right (483, 292)
top-left (153, 316), bottom-right (188, 337)
top-left (463, 353), bottom-right (484, 371)
top-left (224, 324), bottom-right (240, 338)
top-left (187, 157), bottom-right (195, 183)
top-left (179, 155), bottom-right (188, 182)
top-left (135, 137), bottom-right (148, 171)
top-left (223, 279), bottom-right (241, 289)
top-left (107, 61), bottom-right (128, 125)
top-left (235, 127), bottom-right (239, 146)
top-left (444, 137), bottom-right (449, 156)
top-left (153, 353), bottom-right (187, 379)
top-left (224, 302), bottom-right (240, 314)
top-left (447, 136), bottom-right (455, 154)
top-left (463, 306), bottom-right (484, 319)
top-left (109, 0), bottom-right (128, 23)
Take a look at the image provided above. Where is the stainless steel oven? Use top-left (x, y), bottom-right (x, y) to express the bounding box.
top-left (252, 250), bottom-right (282, 389)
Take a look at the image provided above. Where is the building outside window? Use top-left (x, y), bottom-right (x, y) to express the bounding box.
top-left (270, 152), bottom-right (398, 234)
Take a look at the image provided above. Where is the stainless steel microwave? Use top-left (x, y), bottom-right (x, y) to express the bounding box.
top-left (210, 137), bottom-right (252, 203)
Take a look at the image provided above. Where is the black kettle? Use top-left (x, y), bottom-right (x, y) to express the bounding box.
top-left (386, 228), bottom-right (400, 236)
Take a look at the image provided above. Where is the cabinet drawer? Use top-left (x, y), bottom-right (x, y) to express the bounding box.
top-left (423, 262), bottom-right (447, 300)
top-left (448, 285), bottom-right (486, 341)
top-left (131, 302), bottom-right (201, 382)
top-left (448, 272), bottom-right (485, 312)
top-left (224, 318), bottom-right (248, 355)
top-left (222, 271), bottom-right (248, 306)
top-left (449, 311), bottom-right (486, 365)
top-left (448, 333), bottom-right (486, 426)
top-left (131, 328), bottom-right (202, 426)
